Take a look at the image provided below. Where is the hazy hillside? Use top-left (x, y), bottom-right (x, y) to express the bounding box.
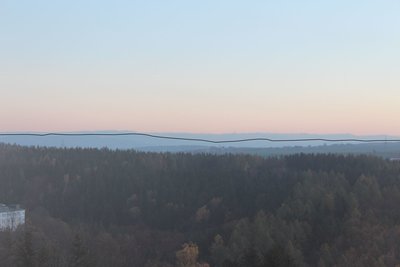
top-left (2, 132), bottom-right (399, 155)
top-left (2, 132), bottom-right (400, 161)
top-left (201, 142), bottom-right (400, 159)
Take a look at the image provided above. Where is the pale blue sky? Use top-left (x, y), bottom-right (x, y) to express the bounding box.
top-left (1, 1), bottom-right (399, 134)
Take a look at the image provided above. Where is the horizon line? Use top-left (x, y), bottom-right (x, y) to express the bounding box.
top-left (1, 132), bottom-right (400, 144)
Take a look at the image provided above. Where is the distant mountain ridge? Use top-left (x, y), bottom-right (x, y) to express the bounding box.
top-left (1, 131), bottom-right (399, 158)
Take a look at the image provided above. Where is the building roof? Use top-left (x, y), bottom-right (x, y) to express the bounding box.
top-left (0, 204), bottom-right (24, 213)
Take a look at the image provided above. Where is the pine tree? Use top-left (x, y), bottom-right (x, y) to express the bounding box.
top-left (14, 230), bottom-right (35, 267)
top-left (70, 233), bottom-right (90, 267)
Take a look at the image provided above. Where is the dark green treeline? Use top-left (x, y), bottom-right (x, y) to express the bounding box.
top-left (1, 144), bottom-right (400, 267)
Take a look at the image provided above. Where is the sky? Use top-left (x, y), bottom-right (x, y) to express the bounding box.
top-left (1, 0), bottom-right (399, 135)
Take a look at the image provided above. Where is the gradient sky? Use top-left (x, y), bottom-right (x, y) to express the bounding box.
top-left (1, 0), bottom-right (399, 135)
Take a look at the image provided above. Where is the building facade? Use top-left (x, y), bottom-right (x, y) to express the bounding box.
top-left (0, 204), bottom-right (25, 231)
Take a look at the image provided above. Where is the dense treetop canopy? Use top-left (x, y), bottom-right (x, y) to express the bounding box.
top-left (0, 143), bottom-right (400, 266)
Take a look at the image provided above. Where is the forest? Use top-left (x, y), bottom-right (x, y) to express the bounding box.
top-left (1, 143), bottom-right (400, 267)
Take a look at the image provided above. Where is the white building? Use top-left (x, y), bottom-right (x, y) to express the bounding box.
top-left (0, 204), bottom-right (25, 231)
